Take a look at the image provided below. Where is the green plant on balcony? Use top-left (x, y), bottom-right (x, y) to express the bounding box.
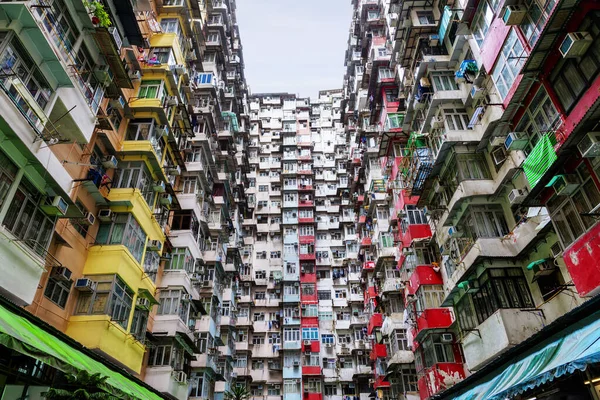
top-left (223, 385), bottom-right (251, 400)
top-left (83, 0), bottom-right (112, 27)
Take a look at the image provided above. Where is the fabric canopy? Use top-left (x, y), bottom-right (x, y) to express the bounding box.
top-left (452, 310), bottom-right (600, 400)
top-left (0, 303), bottom-right (163, 400)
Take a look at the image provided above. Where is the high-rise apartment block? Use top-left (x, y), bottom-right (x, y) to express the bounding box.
top-left (1, 0), bottom-right (600, 399)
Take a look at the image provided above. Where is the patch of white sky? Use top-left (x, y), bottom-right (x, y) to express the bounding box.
top-left (236, 0), bottom-right (353, 99)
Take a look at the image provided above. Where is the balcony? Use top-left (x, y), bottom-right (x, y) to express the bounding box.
top-left (368, 313), bottom-right (383, 335)
top-left (415, 309), bottom-right (454, 340)
top-left (462, 309), bottom-right (544, 371)
top-left (144, 367), bottom-right (188, 400)
top-left (370, 343), bottom-right (387, 360)
top-left (417, 363), bottom-right (465, 400)
top-left (401, 224), bottom-right (432, 247)
top-left (67, 315), bottom-right (145, 373)
top-left (302, 366), bottom-right (322, 376)
top-left (191, 353), bottom-right (218, 372)
top-left (283, 340), bottom-right (301, 350)
top-left (563, 221), bottom-right (600, 296)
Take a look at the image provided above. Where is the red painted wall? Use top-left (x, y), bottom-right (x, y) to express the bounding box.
top-left (416, 308), bottom-right (453, 336)
top-left (563, 221), bottom-right (600, 296)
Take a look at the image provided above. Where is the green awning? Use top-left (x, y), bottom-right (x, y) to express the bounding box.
top-left (523, 132), bottom-right (557, 190)
top-left (175, 333), bottom-right (196, 356)
top-left (526, 259), bottom-right (548, 270)
top-left (138, 288), bottom-right (160, 306)
top-left (0, 302), bottom-right (163, 400)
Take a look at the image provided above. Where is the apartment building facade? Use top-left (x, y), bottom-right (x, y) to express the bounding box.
top-left (0, 0), bottom-right (247, 399)
top-left (342, 0), bottom-right (600, 399)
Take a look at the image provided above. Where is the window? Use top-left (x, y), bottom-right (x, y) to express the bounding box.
top-left (302, 327), bottom-right (319, 340)
top-left (492, 29), bottom-right (527, 99)
top-left (258, 185), bottom-right (268, 192)
top-left (252, 335), bottom-right (265, 345)
top-left (318, 290), bottom-right (332, 300)
top-left (321, 334), bottom-right (335, 344)
top-left (550, 15), bottom-right (600, 112)
top-left (334, 289), bottom-right (347, 299)
top-left (284, 379), bottom-right (300, 393)
top-left (548, 163), bottom-right (600, 247)
top-left (417, 11), bottom-right (435, 24)
top-left (96, 214), bottom-right (147, 262)
top-left (514, 87), bottom-right (560, 154)
top-left (168, 247), bottom-right (195, 274)
top-left (157, 289), bottom-right (190, 323)
top-left (319, 311), bottom-right (333, 320)
top-left (466, 205), bottom-right (509, 239)
top-left (268, 386), bottom-right (280, 396)
top-left (521, 0), bottom-right (555, 45)
top-left (182, 177), bottom-right (199, 194)
top-left (431, 72), bottom-right (459, 91)
top-left (112, 160), bottom-right (158, 206)
top-left (415, 285), bottom-right (445, 313)
top-left (75, 275), bottom-right (134, 329)
top-left (138, 80), bottom-right (164, 99)
top-left (472, 0), bottom-right (494, 47)
top-left (149, 47), bottom-right (173, 64)
top-left (73, 200), bottom-right (89, 238)
top-left (44, 273), bottom-right (72, 308)
top-left (385, 113), bottom-right (404, 130)
top-left (443, 108), bottom-right (470, 131)
top-left (284, 328), bottom-right (300, 342)
top-left (3, 177), bottom-right (56, 254)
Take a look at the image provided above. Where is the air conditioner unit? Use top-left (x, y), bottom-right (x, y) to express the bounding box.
top-left (147, 240), bottom-right (162, 252)
top-left (325, 343), bottom-right (333, 348)
top-left (491, 136), bottom-right (507, 147)
top-left (167, 96), bottom-right (179, 106)
top-left (81, 212), bottom-right (96, 226)
top-left (357, 350), bottom-right (363, 355)
top-left (504, 132), bottom-right (528, 150)
top-left (293, 360), bottom-right (300, 367)
top-left (431, 116), bottom-right (444, 129)
top-left (109, 98), bottom-right (124, 110)
top-left (531, 259), bottom-right (556, 278)
top-left (153, 181), bottom-right (166, 193)
top-left (128, 70), bottom-right (141, 80)
top-left (367, 335), bottom-right (376, 340)
top-left (175, 64), bottom-right (186, 74)
top-left (52, 266), bottom-right (72, 281)
top-left (136, 297), bottom-right (150, 310)
top-left (230, 372), bottom-right (238, 378)
top-left (75, 278), bottom-right (95, 292)
top-left (97, 209), bottom-right (113, 222)
top-left (429, 34), bottom-right (439, 46)
top-left (294, 282), bottom-right (299, 286)
top-left (182, 294), bottom-right (193, 301)
top-left (341, 343), bottom-right (347, 348)
top-left (41, 196), bottom-right (69, 216)
top-left (552, 174), bottom-right (580, 196)
top-left (560, 32), bottom-right (593, 58)
top-left (550, 242), bottom-right (563, 258)
top-left (578, 132), bottom-right (600, 157)
top-left (170, 165), bottom-right (182, 176)
top-left (339, 357), bottom-right (345, 362)
top-left (447, 226), bottom-right (462, 238)
top-left (304, 340), bottom-right (311, 345)
top-left (160, 193), bottom-right (173, 207)
top-left (459, 279), bottom-right (479, 294)
top-left (491, 147), bottom-right (507, 165)
top-left (244, 282), bottom-right (250, 287)
top-left (173, 371), bottom-right (187, 384)
top-left (101, 155), bottom-right (118, 169)
top-left (155, 124), bottom-right (169, 137)
top-left (470, 85), bottom-right (485, 100)
top-left (502, 5), bottom-right (527, 25)
top-left (441, 333), bottom-right (454, 343)
top-left (508, 188), bottom-right (528, 205)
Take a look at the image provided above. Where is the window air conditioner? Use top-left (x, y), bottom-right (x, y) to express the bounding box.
top-left (75, 278), bottom-right (96, 292)
top-left (147, 240), bottom-right (163, 252)
top-left (97, 209), bottom-right (113, 222)
top-left (560, 32), bottom-right (593, 58)
top-left (504, 132), bottom-right (528, 151)
top-left (81, 212), bottom-right (96, 226)
top-left (502, 5), bottom-right (527, 25)
top-left (491, 147), bottom-right (507, 165)
top-left (447, 226), bottom-right (462, 238)
top-left (136, 297), bottom-right (150, 310)
top-left (52, 266), bottom-right (72, 281)
top-left (508, 188), bottom-right (528, 205)
top-left (153, 181), bottom-right (166, 193)
top-left (41, 196), bottom-right (69, 216)
top-left (551, 174), bottom-right (580, 196)
top-left (441, 333), bottom-right (454, 343)
top-left (577, 132), bottom-right (600, 158)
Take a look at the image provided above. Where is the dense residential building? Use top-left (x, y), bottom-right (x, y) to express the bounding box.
top-left (1, 0), bottom-right (600, 399)
top-left (342, 0), bottom-right (600, 399)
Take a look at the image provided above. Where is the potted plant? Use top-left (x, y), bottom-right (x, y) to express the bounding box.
top-left (83, 0), bottom-right (111, 27)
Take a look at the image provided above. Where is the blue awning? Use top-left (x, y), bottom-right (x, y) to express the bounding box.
top-left (438, 6), bottom-right (452, 41)
top-left (452, 311), bottom-right (600, 399)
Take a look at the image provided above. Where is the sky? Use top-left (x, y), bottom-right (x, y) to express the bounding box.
top-left (235, 0), bottom-right (353, 99)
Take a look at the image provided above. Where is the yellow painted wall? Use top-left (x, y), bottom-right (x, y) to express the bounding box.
top-left (66, 315), bottom-right (145, 374)
top-left (83, 246), bottom-right (156, 294)
top-left (106, 188), bottom-right (166, 243)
